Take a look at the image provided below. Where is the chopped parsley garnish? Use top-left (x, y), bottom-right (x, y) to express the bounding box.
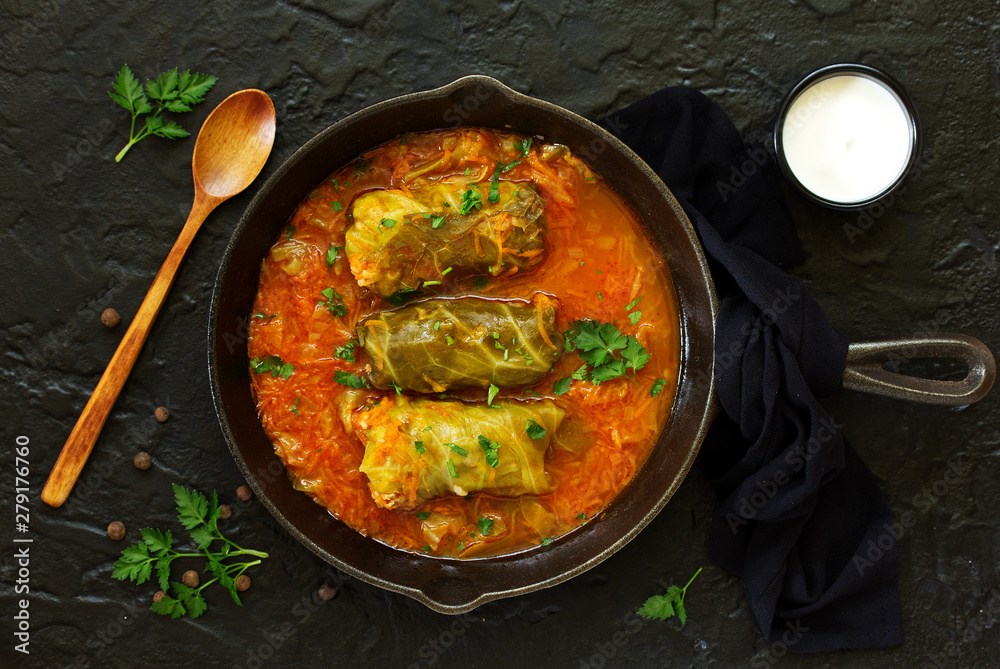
top-left (487, 383), bottom-right (499, 406)
top-left (447, 442), bottom-right (468, 456)
top-left (577, 512), bottom-right (586, 520)
top-left (331, 178), bottom-right (339, 189)
top-left (285, 224), bottom-right (295, 240)
top-left (430, 215), bottom-right (446, 229)
top-left (416, 512), bottom-right (430, 521)
top-left (290, 397), bottom-right (300, 416)
top-left (553, 376), bottom-right (572, 395)
top-left (541, 537), bottom-right (552, 545)
top-left (319, 287), bottom-right (347, 317)
top-left (477, 516), bottom-right (494, 536)
top-left (477, 435), bottom-right (500, 468)
top-left (472, 276), bottom-right (489, 290)
top-left (386, 288), bottom-right (422, 306)
top-left (525, 419), bottom-right (546, 439)
top-left (488, 162), bottom-right (503, 203)
top-left (252, 312), bottom-right (276, 320)
top-left (433, 321), bottom-right (442, 330)
top-left (628, 311), bottom-right (642, 325)
top-left (514, 137), bottom-right (532, 156)
top-left (325, 244), bottom-right (344, 267)
top-left (250, 355), bottom-right (294, 380)
top-left (447, 459), bottom-right (458, 478)
top-left (650, 378), bottom-right (667, 397)
top-left (415, 440), bottom-right (426, 454)
top-left (464, 166), bottom-right (471, 175)
top-left (393, 381), bottom-right (403, 395)
top-left (333, 370), bottom-right (369, 389)
top-left (458, 540), bottom-right (465, 551)
top-left (445, 335), bottom-right (455, 346)
top-left (501, 159), bottom-right (521, 173)
top-left (570, 364), bottom-right (588, 381)
top-left (459, 187), bottom-right (483, 215)
top-left (331, 200), bottom-right (342, 212)
top-left (380, 218), bottom-right (396, 229)
top-left (597, 290), bottom-right (603, 301)
top-left (336, 338), bottom-right (358, 363)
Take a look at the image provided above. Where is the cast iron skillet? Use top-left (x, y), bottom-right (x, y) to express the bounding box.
top-left (209, 76), bottom-right (995, 614)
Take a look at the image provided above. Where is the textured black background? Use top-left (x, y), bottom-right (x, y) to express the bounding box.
top-left (2, 0), bottom-right (999, 667)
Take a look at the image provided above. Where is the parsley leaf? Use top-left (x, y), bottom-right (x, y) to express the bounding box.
top-left (336, 339), bottom-right (358, 363)
top-left (622, 336), bottom-right (651, 373)
top-left (525, 419), bottom-right (546, 439)
top-left (447, 442), bottom-right (468, 456)
top-left (628, 311), bottom-right (642, 325)
top-left (334, 371), bottom-right (370, 389)
top-left (570, 364), bottom-right (588, 381)
top-left (459, 187), bottom-right (483, 215)
top-left (380, 218), bottom-right (396, 229)
top-left (430, 215), bottom-right (446, 229)
top-left (386, 288), bottom-right (422, 306)
top-left (319, 287), bottom-right (348, 317)
top-left (447, 459), bottom-right (458, 478)
top-left (250, 355), bottom-right (294, 380)
top-left (472, 275), bottom-right (489, 290)
top-left (514, 137), bottom-right (533, 156)
top-left (488, 162), bottom-right (503, 203)
top-left (477, 435), bottom-right (500, 468)
top-left (477, 516), bottom-right (495, 536)
top-left (325, 244), bottom-right (344, 267)
top-left (416, 512), bottom-right (430, 520)
top-left (637, 568), bottom-right (702, 626)
top-left (553, 376), bottom-right (572, 395)
top-left (290, 397), bottom-right (300, 415)
top-left (415, 440), bottom-right (426, 454)
top-left (109, 64), bottom-right (217, 162)
top-left (650, 378), bottom-right (667, 397)
top-left (487, 383), bottom-right (499, 406)
top-left (332, 200), bottom-right (343, 211)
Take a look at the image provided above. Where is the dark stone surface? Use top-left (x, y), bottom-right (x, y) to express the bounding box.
top-left (1, 0), bottom-right (998, 667)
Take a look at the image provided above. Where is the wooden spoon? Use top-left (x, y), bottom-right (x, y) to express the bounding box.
top-left (42, 89), bottom-right (276, 507)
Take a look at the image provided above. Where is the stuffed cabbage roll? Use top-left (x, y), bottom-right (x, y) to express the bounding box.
top-left (359, 296), bottom-right (562, 393)
top-left (355, 396), bottom-right (566, 510)
top-left (345, 181), bottom-right (546, 297)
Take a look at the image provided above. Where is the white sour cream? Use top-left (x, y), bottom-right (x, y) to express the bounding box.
top-left (780, 73), bottom-right (914, 205)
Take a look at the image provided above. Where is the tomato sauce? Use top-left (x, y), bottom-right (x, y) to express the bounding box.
top-left (248, 128), bottom-right (680, 558)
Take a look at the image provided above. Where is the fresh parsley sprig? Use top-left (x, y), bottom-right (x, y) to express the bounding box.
top-left (108, 64), bottom-right (218, 162)
top-left (554, 321), bottom-right (651, 394)
top-left (637, 567), bottom-right (702, 625)
top-left (112, 484), bottom-right (269, 619)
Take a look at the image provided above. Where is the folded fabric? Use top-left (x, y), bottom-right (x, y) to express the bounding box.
top-left (599, 88), bottom-right (903, 651)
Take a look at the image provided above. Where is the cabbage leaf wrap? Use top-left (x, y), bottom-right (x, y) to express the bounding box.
top-left (345, 181), bottom-right (546, 297)
top-left (354, 396), bottom-right (565, 510)
top-left (359, 297), bottom-right (562, 393)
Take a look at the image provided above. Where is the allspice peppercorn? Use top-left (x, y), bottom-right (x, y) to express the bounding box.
top-left (153, 590), bottom-right (165, 603)
top-left (219, 504), bottom-right (232, 519)
top-left (101, 308), bottom-right (121, 328)
top-left (182, 570), bottom-right (199, 588)
top-left (107, 521), bottom-right (126, 541)
top-left (133, 452), bottom-right (152, 470)
top-left (236, 485), bottom-right (252, 502)
top-left (154, 406), bottom-right (170, 423)
top-left (235, 575), bottom-right (251, 592)
top-left (317, 584), bottom-right (337, 601)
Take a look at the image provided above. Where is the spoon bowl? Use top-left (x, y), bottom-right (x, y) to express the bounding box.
top-left (42, 88), bottom-right (276, 507)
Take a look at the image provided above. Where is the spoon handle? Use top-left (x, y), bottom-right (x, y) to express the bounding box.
top-left (42, 195), bottom-right (219, 507)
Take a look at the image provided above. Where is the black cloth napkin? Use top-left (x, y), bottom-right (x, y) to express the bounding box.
top-left (599, 88), bottom-right (903, 652)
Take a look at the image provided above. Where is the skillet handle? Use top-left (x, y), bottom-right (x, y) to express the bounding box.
top-left (842, 335), bottom-right (996, 406)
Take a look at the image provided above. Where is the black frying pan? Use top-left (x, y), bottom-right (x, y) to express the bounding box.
top-left (208, 76), bottom-right (994, 614)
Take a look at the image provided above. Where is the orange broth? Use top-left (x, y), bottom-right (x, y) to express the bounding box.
top-left (247, 128), bottom-right (680, 558)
